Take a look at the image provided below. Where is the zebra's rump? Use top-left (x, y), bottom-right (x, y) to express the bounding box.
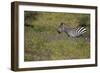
top-left (66, 27), bottom-right (86, 37)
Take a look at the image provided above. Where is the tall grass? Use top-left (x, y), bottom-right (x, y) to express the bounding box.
top-left (24, 11), bottom-right (90, 61)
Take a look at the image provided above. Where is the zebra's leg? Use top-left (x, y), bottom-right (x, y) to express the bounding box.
top-left (81, 35), bottom-right (90, 44)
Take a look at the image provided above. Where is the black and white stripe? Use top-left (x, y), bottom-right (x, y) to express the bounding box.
top-left (57, 23), bottom-right (86, 38)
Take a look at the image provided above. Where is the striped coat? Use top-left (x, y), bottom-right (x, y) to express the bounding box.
top-left (57, 23), bottom-right (86, 38)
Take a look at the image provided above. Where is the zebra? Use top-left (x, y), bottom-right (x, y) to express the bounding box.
top-left (57, 22), bottom-right (87, 38)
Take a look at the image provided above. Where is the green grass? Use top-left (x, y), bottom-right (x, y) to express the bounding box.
top-left (24, 11), bottom-right (90, 61)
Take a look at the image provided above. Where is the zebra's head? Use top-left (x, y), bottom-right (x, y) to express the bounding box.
top-left (57, 22), bottom-right (65, 34)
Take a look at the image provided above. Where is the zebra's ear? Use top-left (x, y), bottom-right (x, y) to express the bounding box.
top-left (60, 22), bottom-right (64, 26)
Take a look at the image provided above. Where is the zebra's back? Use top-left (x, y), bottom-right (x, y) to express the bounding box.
top-left (66, 27), bottom-right (86, 37)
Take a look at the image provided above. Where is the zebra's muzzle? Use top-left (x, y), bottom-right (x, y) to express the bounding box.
top-left (57, 30), bottom-right (61, 34)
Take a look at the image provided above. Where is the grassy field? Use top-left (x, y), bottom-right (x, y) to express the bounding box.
top-left (24, 11), bottom-right (90, 61)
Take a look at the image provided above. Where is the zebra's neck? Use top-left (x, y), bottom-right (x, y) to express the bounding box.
top-left (63, 27), bottom-right (71, 32)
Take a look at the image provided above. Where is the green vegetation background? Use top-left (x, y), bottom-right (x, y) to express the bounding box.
top-left (24, 11), bottom-right (90, 61)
